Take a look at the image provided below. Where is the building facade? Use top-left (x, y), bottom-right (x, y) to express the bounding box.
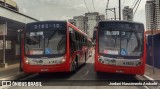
top-left (145, 0), bottom-right (160, 31)
top-left (85, 12), bottom-right (99, 38)
top-left (68, 16), bottom-right (87, 33)
top-left (122, 6), bottom-right (133, 21)
top-left (73, 16), bottom-right (86, 33)
top-left (70, 12), bottom-right (105, 39)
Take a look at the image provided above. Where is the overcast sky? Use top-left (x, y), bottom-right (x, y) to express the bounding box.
top-left (15, 0), bottom-right (147, 26)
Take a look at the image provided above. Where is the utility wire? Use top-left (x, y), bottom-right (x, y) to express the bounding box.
top-left (106, 0), bottom-right (109, 19)
top-left (84, 0), bottom-right (90, 12)
top-left (132, 0), bottom-right (140, 9)
top-left (133, 0), bottom-right (141, 16)
top-left (132, 0), bottom-right (137, 8)
top-left (92, 0), bottom-right (95, 12)
top-left (106, 0), bottom-right (109, 9)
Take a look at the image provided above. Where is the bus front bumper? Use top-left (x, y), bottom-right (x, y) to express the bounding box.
top-left (94, 62), bottom-right (145, 75)
top-left (23, 64), bottom-right (70, 73)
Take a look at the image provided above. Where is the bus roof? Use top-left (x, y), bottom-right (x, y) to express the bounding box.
top-left (26, 20), bottom-right (67, 25)
top-left (26, 21), bottom-right (89, 38)
top-left (99, 20), bottom-right (144, 25)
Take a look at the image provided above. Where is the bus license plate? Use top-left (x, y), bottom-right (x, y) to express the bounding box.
top-left (41, 69), bottom-right (49, 72)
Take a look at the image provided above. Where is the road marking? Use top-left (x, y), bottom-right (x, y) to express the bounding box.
top-left (85, 70), bottom-right (89, 76)
top-left (20, 73), bottom-right (38, 80)
top-left (143, 75), bottom-right (159, 89)
top-left (143, 86), bottom-right (150, 89)
top-left (143, 75), bottom-right (154, 81)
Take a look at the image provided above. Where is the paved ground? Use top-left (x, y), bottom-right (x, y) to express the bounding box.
top-left (0, 64), bottom-right (19, 78)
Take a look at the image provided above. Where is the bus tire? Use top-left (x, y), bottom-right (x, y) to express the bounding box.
top-left (96, 71), bottom-right (101, 75)
top-left (129, 74), bottom-right (136, 78)
top-left (71, 58), bottom-right (78, 73)
top-left (84, 53), bottom-right (87, 64)
top-left (19, 62), bottom-right (23, 72)
top-left (20, 67), bottom-right (23, 72)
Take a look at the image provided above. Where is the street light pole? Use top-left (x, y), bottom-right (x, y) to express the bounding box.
top-left (114, 8), bottom-right (116, 20)
top-left (119, 0), bottom-right (121, 20)
top-left (2, 21), bottom-right (7, 68)
top-left (151, 0), bottom-right (156, 74)
top-left (3, 27), bottom-right (5, 64)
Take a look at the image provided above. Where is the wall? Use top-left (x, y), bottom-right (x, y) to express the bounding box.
top-left (146, 33), bottom-right (160, 69)
top-left (0, 38), bottom-right (19, 64)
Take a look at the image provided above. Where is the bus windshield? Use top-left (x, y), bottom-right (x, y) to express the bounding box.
top-left (99, 23), bottom-right (144, 57)
top-left (25, 23), bottom-right (66, 56)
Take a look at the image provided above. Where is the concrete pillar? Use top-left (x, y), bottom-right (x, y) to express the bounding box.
top-left (0, 22), bottom-right (8, 68)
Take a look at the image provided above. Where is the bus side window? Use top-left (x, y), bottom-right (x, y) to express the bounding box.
top-left (69, 27), bottom-right (76, 54)
top-left (75, 32), bottom-right (79, 50)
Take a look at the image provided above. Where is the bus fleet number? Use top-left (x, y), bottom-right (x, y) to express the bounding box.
top-left (123, 62), bottom-right (134, 65)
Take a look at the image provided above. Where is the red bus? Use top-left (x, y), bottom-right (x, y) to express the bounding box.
top-left (94, 21), bottom-right (146, 75)
top-left (20, 21), bottom-right (92, 73)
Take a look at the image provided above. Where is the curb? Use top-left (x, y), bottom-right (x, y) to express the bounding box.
top-left (136, 74), bottom-right (158, 89)
top-left (143, 75), bottom-right (160, 89)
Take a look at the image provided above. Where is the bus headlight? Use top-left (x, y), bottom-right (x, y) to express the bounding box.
top-left (60, 56), bottom-right (66, 64)
top-left (25, 59), bottom-right (29, 64)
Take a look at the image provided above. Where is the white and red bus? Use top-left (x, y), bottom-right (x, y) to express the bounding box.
top-left (20, 21), bottom-right (92, 73)
top-left (94, 21), bottom-right (146, 75)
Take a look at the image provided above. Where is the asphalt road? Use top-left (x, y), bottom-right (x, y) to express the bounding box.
top-left (8, 55), bottom-right (148, 89)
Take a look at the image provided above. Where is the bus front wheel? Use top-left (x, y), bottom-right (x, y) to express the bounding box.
top-left (71, 60), bottom-right (78, 73)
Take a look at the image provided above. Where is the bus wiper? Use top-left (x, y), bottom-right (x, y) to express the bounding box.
top-left (46, 30), bottom-right (58, 47)
top-left (57, 36), bottom-right (66, 53)
top-left (48, 30), bottom-right (58, 40)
